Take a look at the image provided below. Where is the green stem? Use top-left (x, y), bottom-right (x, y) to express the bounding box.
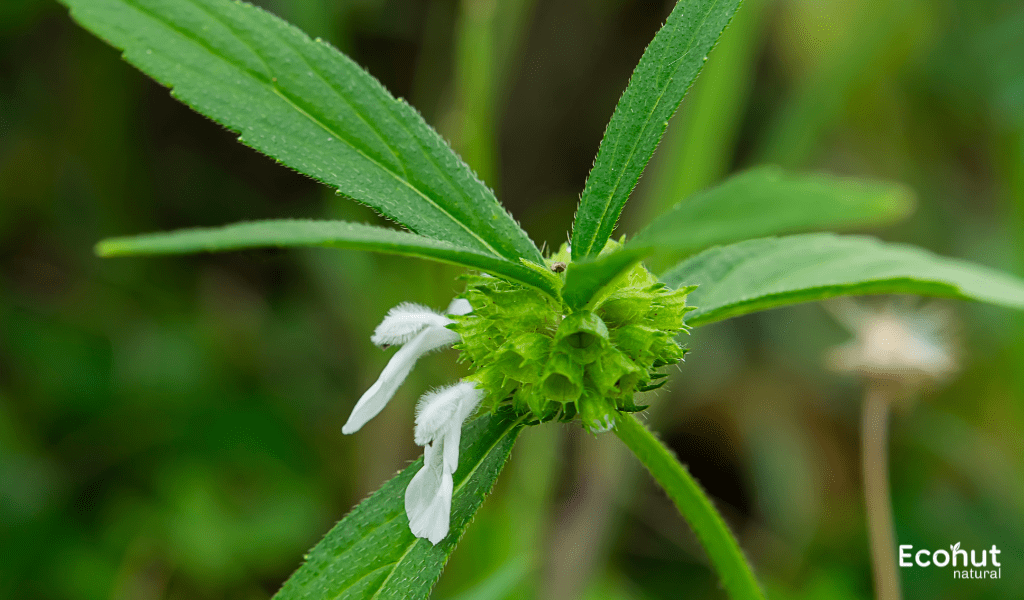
top-left (613, 414), bottom-right (765, 600)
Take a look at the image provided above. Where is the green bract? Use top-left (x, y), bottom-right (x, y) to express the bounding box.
top-left (455, 243), bottom-right (693, 433)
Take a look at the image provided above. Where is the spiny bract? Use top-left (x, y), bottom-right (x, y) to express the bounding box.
top-left (452, 242), bottom-right (695, 432)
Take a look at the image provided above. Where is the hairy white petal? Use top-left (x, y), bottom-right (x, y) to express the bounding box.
top-left (444, 382), bottom-right (483, 471)
top-left (342, 326), bottom-right (460, 434)
top-left (453, 382), bottom-right (483, 423)
top-left (413, 381), bottom-right (483, 447)
top-left (418, 382), bottom-right (483, 473)
top-left (414, 386), bottom-right (460, 446)
top-left (370, 302), bottom-right (452, 348)
top-left (354, 298), bottom-right (476, 545)
top-left (405, 443), bottom-right (453, 545)
top-left (446, 298), bottom-right (473, 316)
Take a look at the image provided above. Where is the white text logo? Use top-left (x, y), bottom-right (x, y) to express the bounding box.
top-left (899, 542), bottom-right (1002, 580)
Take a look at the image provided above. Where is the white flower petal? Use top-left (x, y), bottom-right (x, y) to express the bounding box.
top-left (405, 443), bottom-right (453, 545)
top-left (404, 464), bottom-right (441, 526)
top-left (442, 423), bottom-right (461, 473)
top-left (413, 381), bottom-right (483, 446)
top-left (406, 441), bottom-right (443, 518)
top-left (414, 386), bottom-right (460, 446)
top-left (342, 325), bottom-right (460, 434)
top-left (446, 298), bottom-right (473, 316)
top-left (349, 297), bottom-right (478, 545)
top-left (445, 383), bottom-right (483, 471)
top-left (370, 302), bottom-right (453, 348)
top-left (453, 382), bottom-right (483, 423)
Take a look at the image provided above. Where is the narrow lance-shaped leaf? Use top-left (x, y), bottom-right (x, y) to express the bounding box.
top-left (614, 414), bottom-right (766, 600)
top-left (661, 233), bottom-right (1024, 327)
top-left (62, 0), bottom-right (543, 264)
top-left (274, 413), bottom-right (523, 600)
top-left (571, 0), bottom-right (743, 260)
top-left (631, 166), bottom-right (914, 253)
top-left (96, 220), bottom-right (561, 298)
top-left (561, 168), bottom-right (913, 310)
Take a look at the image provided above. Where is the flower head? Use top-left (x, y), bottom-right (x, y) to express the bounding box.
top-left (453, 243), bottom-right (692, 430)
top-left (344, 242), bottom-right (695, 544)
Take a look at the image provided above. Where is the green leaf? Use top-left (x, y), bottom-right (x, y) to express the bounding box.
top-left (62, 0), bottom-right (542, 264)
top-left (632, 166), bottom-right (914, 253)
top-left (273, 413), bottom-right (523, 600)
top-left (570, 0), bottom-right (743, 260)
top-left (660, 234), bottom-right (1024, 327)
top-left (562, 168), bottom-right (912, 310)
top-left (614, 414), bottom-right (765, 600)
top-left (96, 220), bottom-right (561, 298)
top-left (562, 250), bottom-right (642, 311)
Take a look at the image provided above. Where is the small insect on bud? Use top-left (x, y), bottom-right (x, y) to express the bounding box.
top-left (550, 262), bottom-right (567, 273)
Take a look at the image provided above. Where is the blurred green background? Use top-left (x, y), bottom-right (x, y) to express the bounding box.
top-left (2, 0), bottom-right (1023, 598)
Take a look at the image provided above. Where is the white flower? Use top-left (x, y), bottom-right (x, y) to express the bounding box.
top-left (342, 299), bottom-right (468, 434)
top-left (405, 381), bottom-right (483, 544)
top-left (404, 441), bottom-right (453, 545)
top-left (343, 298), bottom-right (479, 545)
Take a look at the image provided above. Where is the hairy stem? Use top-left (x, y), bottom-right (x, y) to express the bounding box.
top-left (613, 414), bottom-right (765, 600)
top-left (862, 383), bottom-right (902, 600)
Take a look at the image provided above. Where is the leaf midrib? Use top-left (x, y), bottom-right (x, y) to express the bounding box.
top-left (120, 0), bottom-right (509, 260)
top-left (178, 0), bottom-right (409, 179)
top-left (579, 0), bottom-right (721, 257)
top-left (699, 242), bottom-right (888, 306)
top-left (690, 276), bottom-right (955, 326)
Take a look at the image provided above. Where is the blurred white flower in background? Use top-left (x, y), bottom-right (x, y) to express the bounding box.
top-left (826, 297), bottom-right (959, 387)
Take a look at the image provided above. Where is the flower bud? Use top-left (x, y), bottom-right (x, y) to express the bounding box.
top-left (554, 311), bottom-right (609, 364)
top-left (610, 324), bottom-right (659, 363)
top-left (494, 333), bottom-right (551, 383)
top-left (587, 348), bottom-right (645, 399)
top-left (579, 392), bottom-right (618, 433)
top-left (646, 286), bottom-right (695, 330)
top-left (599, 293), bottom-right (652, 326)
top-left (540, 352), bottom-right (584, 404)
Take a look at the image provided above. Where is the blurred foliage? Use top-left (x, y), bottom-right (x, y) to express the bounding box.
top-left (1, 0), bottom-right (1022, 599)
